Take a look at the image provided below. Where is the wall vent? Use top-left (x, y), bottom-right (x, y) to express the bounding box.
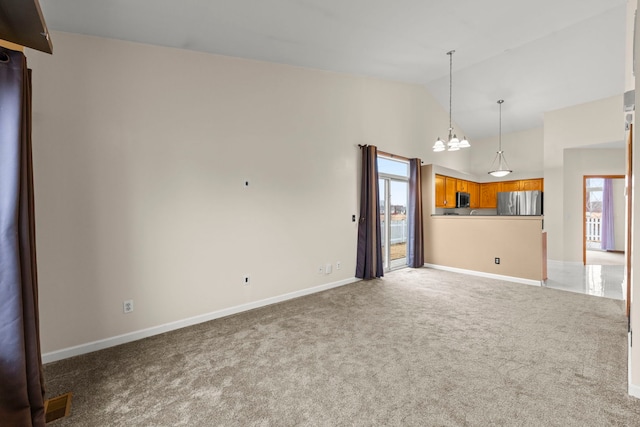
top-left (44, 392), bottom-right (72, 423)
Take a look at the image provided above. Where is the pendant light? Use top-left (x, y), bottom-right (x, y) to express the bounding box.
top-left (488, 99), bottom-right (512, 177)
top-left (433, 50), bottom-right (470, 152)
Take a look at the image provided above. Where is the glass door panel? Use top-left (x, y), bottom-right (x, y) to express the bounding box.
top-left (377, 155), bottom-right (409, 271)
top-left (389, 180), bottom-right (408, 269)
top-left (379, 178), bottom-right (387, 269)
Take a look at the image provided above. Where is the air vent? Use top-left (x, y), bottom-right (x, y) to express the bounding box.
top-left (44, 392), bottom-right (72, 423)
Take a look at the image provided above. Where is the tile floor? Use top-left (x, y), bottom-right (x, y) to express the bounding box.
top-left (544, 251), bottom-right (625, 300)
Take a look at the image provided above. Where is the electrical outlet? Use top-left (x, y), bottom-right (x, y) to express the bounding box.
top-left (318, 265), bottom-right (324, 275)
top-left (243, 275), bottom-right (250, 285)
top-left (494, 257), bottom-right (500, 265)
top-left (123, 299), bottom-right (134, 314)
top-left (336, 261), bottom-right (341, 270)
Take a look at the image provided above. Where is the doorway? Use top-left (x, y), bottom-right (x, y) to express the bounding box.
top-left (377, 156), bottom-right (409, 271)
top-left (583, 175), bottom-right (625, 266)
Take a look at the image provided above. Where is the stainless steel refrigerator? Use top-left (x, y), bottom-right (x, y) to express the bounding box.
top-left (497, 191), bottom-right (543, 216)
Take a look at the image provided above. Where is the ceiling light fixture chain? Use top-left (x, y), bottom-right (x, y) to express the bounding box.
top-left (498, 99), bottom-right (502, 152)
top-left (448, 50), bottom-right (453, 139)
top-left (433, 50), bottom-right (469, 152)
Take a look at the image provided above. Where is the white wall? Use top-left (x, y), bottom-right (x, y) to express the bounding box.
top-left (543, 95), bottom-right (625, 260)
top-left (630, 0), bottom-right (640, 394)
top-left (26, 32), bottom-right (462, 356)
top-left (613, 178), bottom-right (626, 251)
top-left (469, 127), bottom-right (544, 182)
top-left (563, 149), bottom-right (626, 262)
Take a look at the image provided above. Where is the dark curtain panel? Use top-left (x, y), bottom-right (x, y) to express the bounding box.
top-left (407, 159), bottom-right (424, 268)
top-left (0, 48), bottom-right (46, 427)
top-left (355, 145), bottom-right (383, 279)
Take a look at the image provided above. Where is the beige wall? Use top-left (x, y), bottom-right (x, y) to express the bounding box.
top-left (425, 216), bottom-right (544, 281)
top-left (563, 149), bottom-right (626, 262)
top-left (630, 0), bottom-right (640, 393)
top-left (421, 165), bottom-right (544, 282)
top-left (627, 0), bottom-right (636, 92)
top-left (543, 96), bottom-right (625, 260)
top-left (469, 127), bottom-right (544, 182)
top-left (26, 32), bottom-right (463, 355)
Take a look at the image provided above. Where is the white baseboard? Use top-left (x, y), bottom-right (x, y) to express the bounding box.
top-left (423, 263), bottom-right (543, 287)
top-left (629, 333), bottom-right (640, 399)
top-left (42, 277), bottom-right (359, 364)
top-left (629, 383), bottom-right (640, 399)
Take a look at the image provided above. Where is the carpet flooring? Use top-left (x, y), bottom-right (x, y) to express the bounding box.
top-left (43, 268), bottom-right (640, 426)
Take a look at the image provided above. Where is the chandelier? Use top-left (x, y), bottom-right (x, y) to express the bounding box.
top-left (433, 50), bottom-right (469, 152)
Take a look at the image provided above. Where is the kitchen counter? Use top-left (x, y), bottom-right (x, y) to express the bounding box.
top-left (424, 215), bottom-right (545, 282)
top-left (431, 214), bottom-right (543, 220)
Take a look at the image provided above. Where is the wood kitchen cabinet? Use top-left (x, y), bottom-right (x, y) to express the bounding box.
top-left (520, 178), bottom-right (544, 191)
top-left (445, 177), bottom-right (457, 207)
top-left (435, 174), bottom-right (457, 207)
top-left (434, 174), bottom-right (543, 209)
top-left (500, 181), bottom-right (521, 192)
top-left (467, 181), bottom-right (479, 208)
top-left (456, 179), bottom-right (469, 192)
top-left (499, 178), bottom-right (544, 192)
top-left (480, 183), bottom-right (500, 208)
top-left (435, 174), bottom-right (445, 207)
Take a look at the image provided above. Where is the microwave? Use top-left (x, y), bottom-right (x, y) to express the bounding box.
top-left (456, 191), bottom-right (470, 208)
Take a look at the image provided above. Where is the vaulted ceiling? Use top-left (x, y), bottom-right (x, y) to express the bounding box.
top-left (38, 0), bottom-right (628, 140)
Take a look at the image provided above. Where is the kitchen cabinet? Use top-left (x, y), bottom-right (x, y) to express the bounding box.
top-left (520, 178), bottom-right (544, 191)
top-left (499, 178), bottom-right (544, 192)
top-left (435, 174), bottom-right (457, 207)
top-left (467, 182), bottom-right (479, 208)
top-left (480, 183), bottom-right (500, 208)
top-left (434, 174), bottom-right (543, 209)
top-left (456, 179), bottom-right (469, 192)
top-left (435, 175), bottom-right (445, 207)
top-left (445, 177), bottom-right (457, 207)
top-left (500, 181), bottom-right (520, 192)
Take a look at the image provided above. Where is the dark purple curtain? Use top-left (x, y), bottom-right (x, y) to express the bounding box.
top-left (601, 178), bottom-right (615, 251)
top-left (0, 48), bottom-right (46, 427)
top-left (407, 159), bottom-right (424, 268)
top-left (355, 145), bottom-right (383, 279)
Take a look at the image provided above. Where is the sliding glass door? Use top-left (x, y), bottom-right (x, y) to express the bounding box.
top-left (378, 157), bottom-right (409, 271)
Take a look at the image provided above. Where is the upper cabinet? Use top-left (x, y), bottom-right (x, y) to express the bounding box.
top-left (500, 178), bottom-right (544, 192)
top-left (480, 183), bottom-right (500, 208)
top-left (456, 180), bottom-right (469, 192)
top-left (435, 175), bottom-right (446, 207)
top-left (435, 174), bottom-right (458, 207)
top-left (435, 175), bottom-right (544, 209)
top-left (520, 179), bottom-right (544, 191)
top-left (467, 182), bottom-right (479, 209)
top-left (499, 181), bottom-right (520, 192)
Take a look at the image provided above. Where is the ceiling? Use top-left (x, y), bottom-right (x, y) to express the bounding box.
top-left (38, 0), bottom-right (628, 140)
